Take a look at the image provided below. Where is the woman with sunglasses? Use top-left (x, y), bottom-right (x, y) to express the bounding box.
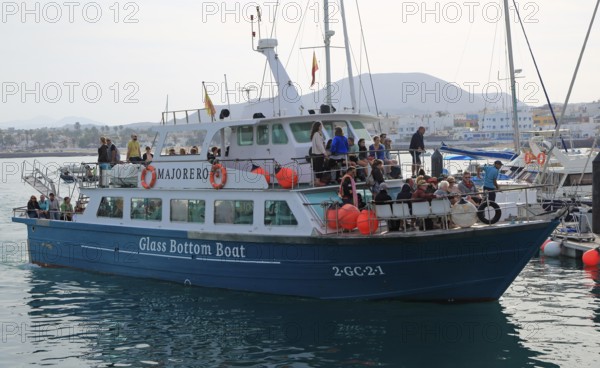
top-left (27, 195), bottom-right (41, 218)
top-left (458, 173), bottom-right (482, 205)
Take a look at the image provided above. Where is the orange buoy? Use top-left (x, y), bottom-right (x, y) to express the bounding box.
top-left (582, 248), bottom-right (600, 267)
top-left (141, 165), bottom-right (157, 189)
top-left (326, 207), bottom-right (341, 230)
top-left (357, 209), bottom-right (378, 234)
top-left (210, 163), bottom-right (227, 189)
top-left (275, 167), bottom-right (298, 189)
top-left (251, 166), bottom-right (270, 184)
top-left (537, 152), bottom-right (546, 165)
top-left (338, 204), bottom-right (360, 230)
top-left (524, 152), bottom-right (534, 164)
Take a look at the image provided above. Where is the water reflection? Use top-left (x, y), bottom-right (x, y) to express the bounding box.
top-left (19, 268), bottom-right (553, 367)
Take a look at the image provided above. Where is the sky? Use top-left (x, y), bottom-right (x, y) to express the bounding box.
top-left (0, 0), bottom-right (598, 126)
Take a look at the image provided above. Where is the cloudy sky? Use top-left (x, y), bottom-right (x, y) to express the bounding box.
top-left (1, 0), bottom-right (598, 125)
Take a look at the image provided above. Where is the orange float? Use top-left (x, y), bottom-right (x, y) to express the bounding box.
top-left (524, 152), bottom-right (535, 164)
top-left (338, 204), bottom-right (360, 230)
top-left (210, 163), bottom-right (227, 189)
top-left (251, 165), bottom-right (270, 184)
top-left (357, 209), bottom-right (379, 235)
top-left (141, 165), bottom-right (157, 189)
top-left (275, 167), bottom-right (298, 189)
top-left (537, 152), bottom-right (546, 165)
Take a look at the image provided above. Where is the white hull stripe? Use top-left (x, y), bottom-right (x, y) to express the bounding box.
top-left (81, 245), bottom-right (281, 264)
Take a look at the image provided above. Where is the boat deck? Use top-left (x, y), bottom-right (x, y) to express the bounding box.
top-left (556, 234), bottom-right (599, 258)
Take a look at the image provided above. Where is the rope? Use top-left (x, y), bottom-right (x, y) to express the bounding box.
top-left (354, 0), bottom-right (379, 115)
top-left (511, 0), bottom-right (565, 151)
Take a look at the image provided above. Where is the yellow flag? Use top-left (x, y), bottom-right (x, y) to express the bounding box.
top-left (204, 89), bottom-right (216, 117)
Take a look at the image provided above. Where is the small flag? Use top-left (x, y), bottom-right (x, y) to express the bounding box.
top-left (311, 51), bottom-right (319, 87)
top-left (203, 82), bottom-right (216, 118)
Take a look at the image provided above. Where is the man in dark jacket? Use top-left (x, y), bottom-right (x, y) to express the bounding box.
top-left (374, 183), bottom-right (400, 231)
top-left (409, 126), bottom-right (426, 177)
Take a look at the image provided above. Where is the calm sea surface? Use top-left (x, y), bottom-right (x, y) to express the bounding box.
top-left (1, 156), bottom-right (599, 367)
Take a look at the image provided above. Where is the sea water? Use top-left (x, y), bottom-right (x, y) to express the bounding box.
top-left (1, 156), bottom-right (599, 367)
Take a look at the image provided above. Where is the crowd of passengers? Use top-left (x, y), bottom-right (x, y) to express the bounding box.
top-left (336, 166), bottom-right (487, 231)
top-left (27, 193), bottom-right (77, 221)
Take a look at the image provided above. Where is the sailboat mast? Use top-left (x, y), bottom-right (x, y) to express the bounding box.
top-left (503, 0), bottom-right (520, 152)
top-left (340, 0), bottom-right (356, 112)
top-left (324, 0), bottom-right (333, 106)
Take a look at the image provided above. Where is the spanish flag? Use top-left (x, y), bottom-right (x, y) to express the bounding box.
top-left (203, 82), bottom-right (216, 119)
top-left (310, 51), bottom-right (319, 87)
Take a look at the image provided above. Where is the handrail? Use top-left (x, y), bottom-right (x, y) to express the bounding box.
top-left (160, 108), bottom-right (212, 125)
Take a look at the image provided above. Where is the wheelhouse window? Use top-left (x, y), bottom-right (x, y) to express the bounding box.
top-left (322, 121), bottom-right (349, 138)
top-left (290, 122), bottom-right (314, 143)
top-left (97, 196), bottom-right (123, 218)
top-left (171, 199), bottom-right (205, 223)
top-left (238, 125), bottom-right (254, 146)
top-left (214, 200), bottom-right (253, 224)
top-left (264, 200), bottom-right (298, 226)
top-left (350, 121), bottom-right (372, 142)
top-left (161, 130), bottom-right (208, 156)
top-left (257, 125), bottom-right (269, 145)
top-left (131, 198), bottom-right (162, 221)
top-left (272, 124), bottom-right (288, 144)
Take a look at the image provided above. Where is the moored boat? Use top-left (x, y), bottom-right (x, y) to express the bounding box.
top-left (11, 107), bottom-right (561, 301)
top-left (11, 5), bottom-right (562, 302)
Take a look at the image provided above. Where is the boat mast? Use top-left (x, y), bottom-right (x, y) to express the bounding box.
top-left (339, 0), bottom-right (356, 112)
top-left (323, 0), bottom-right (334, 107)
top-left (503, 0), bottom-right (520, 152)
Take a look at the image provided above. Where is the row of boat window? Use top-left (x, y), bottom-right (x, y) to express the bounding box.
top-left (97, 197), bottom-right (298, 226)
top-left (238, 120), bottom-right (371, 146)
top-left (514, 171), bottom-right (593, 186)
top-left (157, 120), bottom-right (370, 155)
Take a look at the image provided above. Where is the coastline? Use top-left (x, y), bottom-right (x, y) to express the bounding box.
top-left (0, 151), bottom-right (95, 159)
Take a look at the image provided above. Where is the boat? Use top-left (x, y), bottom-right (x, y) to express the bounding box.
top-left (11, 4), bottom-right (561, 302)
top-left (501, 131), bottom-right (596, 203)
top-left (439, 142), bottom-right (518, 161)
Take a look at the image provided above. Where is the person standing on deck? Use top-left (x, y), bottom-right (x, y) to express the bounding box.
top-left (126, 134), bottom-right (142, 163)
top-left (409, 126), bottom-right (426, 177)
top-left (310, 122), bottom-right (328, 184)
top-left (477, 160), bottom-right (502, 202)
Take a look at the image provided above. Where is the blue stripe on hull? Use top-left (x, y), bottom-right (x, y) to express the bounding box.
top-left (18, 219), bottom-right (557, 301)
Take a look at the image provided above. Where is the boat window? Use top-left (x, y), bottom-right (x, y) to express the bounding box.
top-left (171, 199), bottom-right (205, 223)
top-left (516, 170), bottom-right (538, 184)
top-left (257, 125), bottom-right (269, 145)
top-left (350, 121), bottom-right (372, 142)
top-left (161, 130), bottom-right (207, 156)
top-left (131, 198), bottom-right (163, 221)
top-left (322, 121), bottom-right (349, 138)
top-left (214, 200), bottom-right (253, 224)
top-left (564, 173), bottom-right (592, 186)
top-left (290, 122), bottom-right (314, 143)
top-left (97, 196), bottom-right (123, 218)
top-left (238, 125), bottom-right (254, 146)
top-left (272, 124), bottom-right (288, 144)
top-left (264, 200), bottom-right (297, 226)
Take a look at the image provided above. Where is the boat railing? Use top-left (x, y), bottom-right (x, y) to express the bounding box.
top-left (308, 184), bottom-right (555, 235)
top-left (160, 108), bottom-right (212, 125)
top-left (12, 206), bottom-right (76, 222)
top-left (301, 148), bottom-right (412, 187)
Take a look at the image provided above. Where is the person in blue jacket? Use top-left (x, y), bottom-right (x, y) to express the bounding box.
top-left (329, 126), bottom-right (349, 181)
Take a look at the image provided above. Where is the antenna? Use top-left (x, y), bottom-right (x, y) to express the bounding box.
top-left (239, 86), bottom-right (257, 101)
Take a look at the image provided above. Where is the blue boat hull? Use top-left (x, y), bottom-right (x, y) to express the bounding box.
top-left (15, 218), bottom-right (557, 301)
